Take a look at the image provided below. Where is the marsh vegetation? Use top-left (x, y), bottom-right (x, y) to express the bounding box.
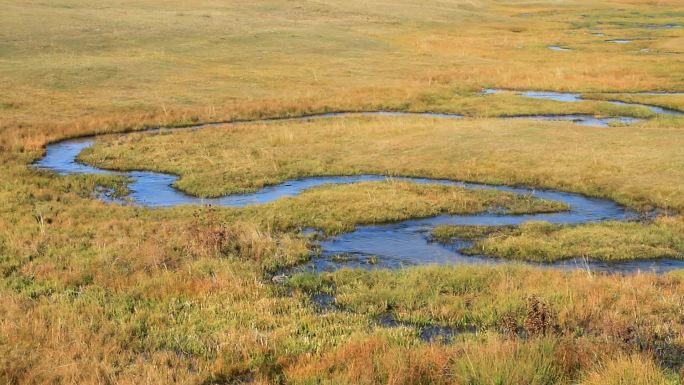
top-left (2, 0), bottom-right (684, 384)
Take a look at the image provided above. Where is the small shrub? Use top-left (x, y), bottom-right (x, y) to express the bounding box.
top-left (190, 205), bottom-right (230, 256)
top-left (524, 294), bottom-right (556, 337)
top-left (189, 206), bottom-right (308, 269)
top-left (499, 313), bottom-right (520, 338)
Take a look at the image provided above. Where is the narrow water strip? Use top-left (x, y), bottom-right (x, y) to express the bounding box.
top-left (33, 111), bottom-right (684, 274)
top-left (484, 89), bottom-right (684, 116)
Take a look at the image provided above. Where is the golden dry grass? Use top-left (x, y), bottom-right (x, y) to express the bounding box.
top-left (82, 116), bottom-right (684, 212)
top-left (2, 0), bottom-right (684, 384)
top-left (1, 0), bottom-right (684, 149)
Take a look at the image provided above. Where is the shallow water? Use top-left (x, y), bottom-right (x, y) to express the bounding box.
top-left (377, 313), bottom-right (471, 343)
top-left (310, 293), bottom-right (468, 343)
top-left (484, 89), bottom-right (684, 116)
top-left (297, 226), bottom-right (684, 275)
top-left (607, 100), bottom-right (684, 116)
top-left (35, 113), bottom-right (684, 274)
top-left (606, 39), bottom-right (632, 44)
top-left (291, 189), bottom-right (683, 275)
top-left (548, 46), bottom-right (572, 52)
top-left (507, 115), bottom-right (638, 127)
top-left (646, 24), bottom-right (679, 29)
top-left (481, 90), bottom-right (643, 126)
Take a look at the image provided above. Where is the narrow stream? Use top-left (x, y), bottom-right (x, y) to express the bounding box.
top-left (34, 103), bottom-right (684, 274)
top-left (484, 89), bottom-right (684, 116)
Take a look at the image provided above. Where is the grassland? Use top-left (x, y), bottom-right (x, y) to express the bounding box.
top-left (78, 114), bottom-right (684, 264)
top-left (287, 265), bottom-right (684, 384)
top-left (3, 0), bottom-right (684, 150)
top-left (3, 0), bottom-right (684, 384)
top-left (586, 92), bottom-right (684, 111)
top-left (242, 181), bottom-right (569, 237)
top-left (81, 116), bottom-right (684, 212)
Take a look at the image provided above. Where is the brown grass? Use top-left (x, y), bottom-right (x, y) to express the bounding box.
top-left (2, 1), bottom-right (684, 383)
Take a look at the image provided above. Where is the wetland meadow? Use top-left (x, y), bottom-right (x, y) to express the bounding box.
top-left (2, 1), bottom-right (684, 384)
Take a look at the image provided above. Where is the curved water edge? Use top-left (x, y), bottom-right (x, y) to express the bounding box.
top-left (34, 108), bottom-right (684, 274)
top-left (483, 89), bottom-right (684, 116)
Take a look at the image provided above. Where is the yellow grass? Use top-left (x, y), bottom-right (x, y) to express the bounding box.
top-left (2, 0), bottom-right (684, 383)
top-left (82, 116), bottom-right (684, 212)
top-left (2, 0), bottom-right (684, 149)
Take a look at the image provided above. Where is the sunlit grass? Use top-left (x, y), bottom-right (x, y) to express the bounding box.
top-left (2, 0), bottom-right (684, 150)
top-left (81, 116), bottom-right (684, 212)
top-left (3, 0), bottom-right (684, 383)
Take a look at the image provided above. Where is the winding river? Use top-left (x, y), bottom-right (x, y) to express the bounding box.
top-left (34, 96), bottom-right (684, 274)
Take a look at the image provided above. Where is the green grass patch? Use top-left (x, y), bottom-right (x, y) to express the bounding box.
top-left (452, 217), bottom-right (684, 262)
